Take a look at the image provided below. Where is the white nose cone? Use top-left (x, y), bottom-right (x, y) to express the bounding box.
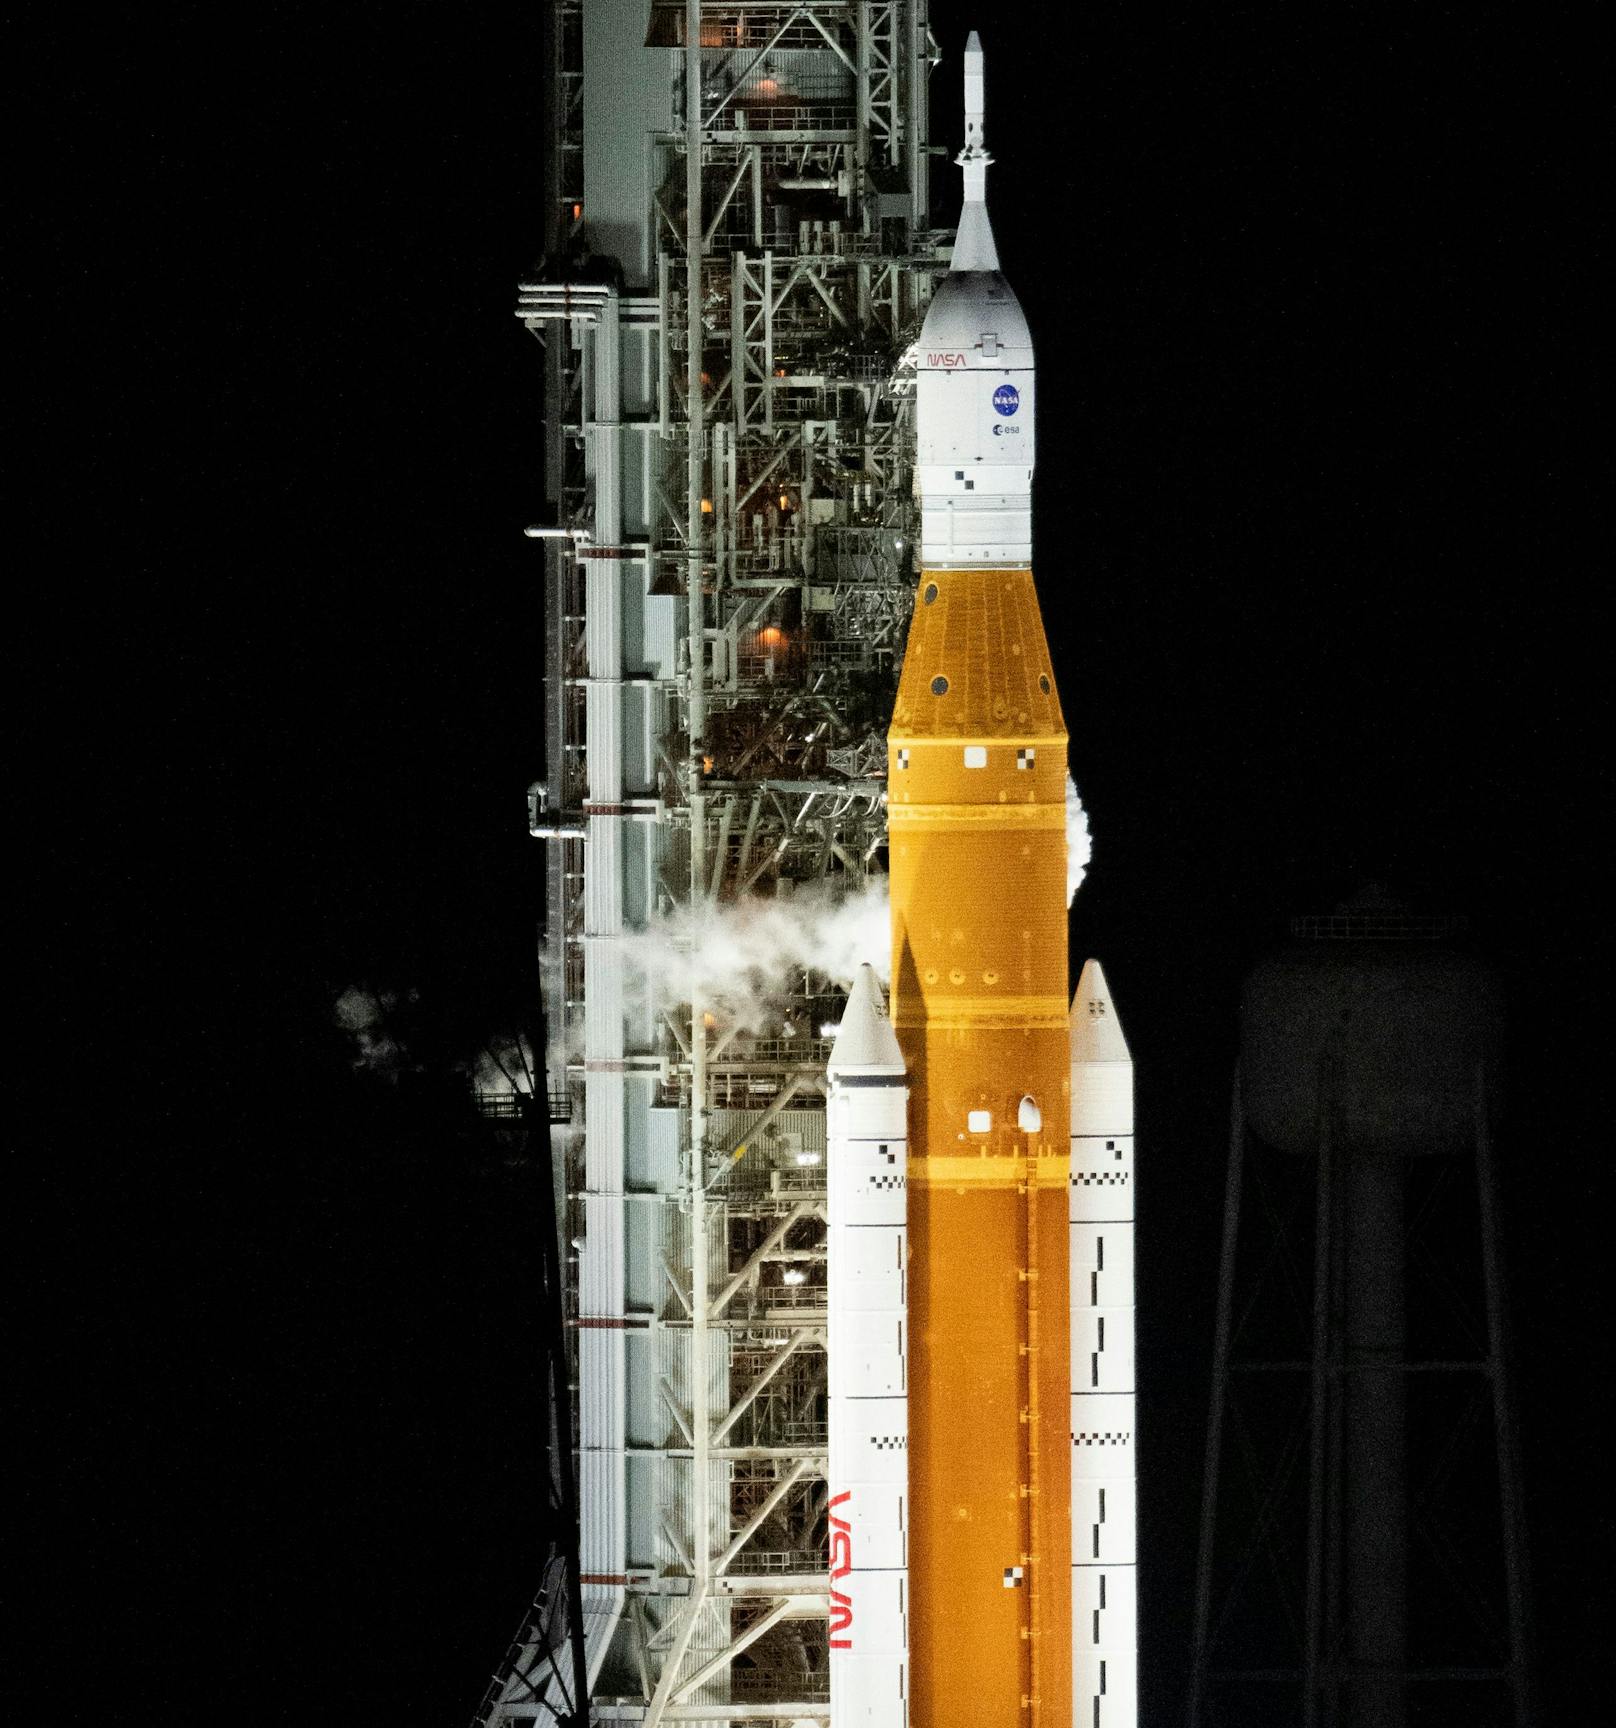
top-left (1070, 957), bottom-right (1134, 1143)
top-left (1070, 959), bottom-right (1132, 1065)
top-left (828, 962), bottom-right (906, 1077)
top-left (915, 32), bottom-right (1033, 568)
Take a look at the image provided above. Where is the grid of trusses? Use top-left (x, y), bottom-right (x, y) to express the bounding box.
top-left (482, 6), bottom-right (947, 1725)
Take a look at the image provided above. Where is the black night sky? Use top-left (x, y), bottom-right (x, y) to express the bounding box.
top-left (30, 3), bottom-right (1604, 1722)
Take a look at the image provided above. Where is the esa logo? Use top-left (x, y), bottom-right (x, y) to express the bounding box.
top-left (992, 383), bottom-right (1020, 416)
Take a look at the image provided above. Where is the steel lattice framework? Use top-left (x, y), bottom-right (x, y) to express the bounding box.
top-left (475, 6), bottom-right (945, 1724)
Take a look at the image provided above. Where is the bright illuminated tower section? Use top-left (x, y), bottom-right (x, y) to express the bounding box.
top-left (888, 34), bottom-right (1072, 1728)
top-left (496, 5), bottom-right (943, 1725)
top-left (1070, 960), bottom-right (1138, 1726)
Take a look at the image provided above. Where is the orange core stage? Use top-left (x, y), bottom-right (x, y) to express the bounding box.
top-left (888, 565), bottom-right (1071, 1727)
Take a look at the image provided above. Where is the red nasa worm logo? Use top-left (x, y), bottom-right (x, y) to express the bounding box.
top-left (828, 1490), bottom-right (853, 1648)
top-left (926, 352), bottom-right (968, 367)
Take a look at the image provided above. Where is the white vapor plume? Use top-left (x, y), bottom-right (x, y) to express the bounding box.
top-left (333, 984), bottom-right (416, 1079)
top-left (1066, 772), bottom-right (1092, 904)
top-left (616, 778), bottom-right (1091, 1031)
top-left (622, 877), bottom-right (892, 1030)
top-left (473, 1030), bottom-right (540, 1099)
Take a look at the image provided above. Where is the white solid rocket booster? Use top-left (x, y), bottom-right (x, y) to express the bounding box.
top-left (826, 964), bottom-right (911, 1728)
top-left (1070, 960), bottom-right (1139, 1724)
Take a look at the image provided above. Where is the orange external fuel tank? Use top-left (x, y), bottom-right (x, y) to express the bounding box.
top-left (888, 566), bottom-right (1071, 1726)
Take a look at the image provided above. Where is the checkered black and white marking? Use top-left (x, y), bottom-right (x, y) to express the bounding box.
top-left (1003, 1566), bottom-right (1024, 1588)
top-left (896, 747), bottom-right (910, 770)
top-left (1016, 747), bottom-right (1036, 770)
top-left (1073, 1140), bottom-right (1129, 1185)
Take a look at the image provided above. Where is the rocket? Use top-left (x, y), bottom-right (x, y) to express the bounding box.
top-left (888, 26), bottom-right (1069, 1723)
top-left (828, 31), bottom-right (1139, 1728)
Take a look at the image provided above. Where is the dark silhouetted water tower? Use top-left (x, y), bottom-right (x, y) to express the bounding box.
top-left (1187, 891), bottom-right (1535, 1727)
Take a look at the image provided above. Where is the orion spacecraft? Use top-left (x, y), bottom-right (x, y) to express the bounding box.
top-left (827, 35), bottom-right (1139, 1728)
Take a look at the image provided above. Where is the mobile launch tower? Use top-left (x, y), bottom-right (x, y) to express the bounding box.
top-left (481, 10), bottom-right (1138, 1726)
top-left (487, 5), bottom-right (943, 1721)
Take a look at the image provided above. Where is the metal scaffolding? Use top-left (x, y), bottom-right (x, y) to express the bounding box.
top-left (475, 6), bottom-right (944, 1723)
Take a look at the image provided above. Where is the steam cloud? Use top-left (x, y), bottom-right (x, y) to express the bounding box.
top-left (474, 1030), bottom-right (541, 1098)
top-left (337, 791), bottom-right (1092, 1089)
top-left (333, 983), bottom-right (543, 1105)
top-left (333, 984), bottom-right (414, 1079)
top-left (621, 876), bottom-right (892, 1034)
top-left (1065, 771), bottom-right (1092, 902)
top-left (615, 776), bottom-right (1092, 1030)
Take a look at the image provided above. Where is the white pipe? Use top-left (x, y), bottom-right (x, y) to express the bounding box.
top-left (575, 287), bottom-right (630, 1695)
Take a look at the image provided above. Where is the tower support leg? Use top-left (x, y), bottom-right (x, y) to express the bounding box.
top-left (1187, 1087), bottom-right (1246, 1728)
top-left (1475, 1065), bottom-right (1537, 1727)
top-left (1303, 1101), bottom-right (1335, 1728)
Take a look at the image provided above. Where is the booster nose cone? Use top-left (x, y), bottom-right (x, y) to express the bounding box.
top-left (828, 962), bottom-right (906, 1077)
top-left (1071, 959), bottom-right (1132, 1065)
